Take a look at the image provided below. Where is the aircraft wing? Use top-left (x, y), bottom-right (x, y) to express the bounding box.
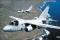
top-left (9, 16), bottom-right (23, 20)
top-left (17, 10), bottom-right (23, 13)
top-left (25, 21), bottom-right (60, 29)
top-left (17, 9), bottom-right (24, 13)
top-left (39, 24), bottom-right (60, 29)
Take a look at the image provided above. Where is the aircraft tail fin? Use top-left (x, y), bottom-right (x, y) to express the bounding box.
top-left (37, 6), bottom-right (50, 20)
top-left (26, 5), bottom-right (33, 11)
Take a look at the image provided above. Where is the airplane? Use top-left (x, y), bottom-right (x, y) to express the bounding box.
top-left (3, 6), bottom-right (60, 32)
top-left (17, 5), bottom-right (33, 13)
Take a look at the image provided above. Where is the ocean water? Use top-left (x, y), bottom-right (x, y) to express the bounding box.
top-left (37, 0), bottom-right (60, 26)
top-left (48, 0), bottom-right (60, 26)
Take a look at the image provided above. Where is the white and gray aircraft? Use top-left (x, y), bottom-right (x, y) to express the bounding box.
top-left (17, 5), bottom-right (33, 13)
top-left (3, 6), bottom-right (60, 32)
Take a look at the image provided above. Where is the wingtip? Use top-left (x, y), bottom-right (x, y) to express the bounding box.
top-left (9, 16), bottom-right (15, 18)
top-left (9, 16), bottom-right (13, 18)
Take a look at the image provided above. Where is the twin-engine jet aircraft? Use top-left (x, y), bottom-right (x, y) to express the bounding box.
top-left (17, 5), bottom-right (33, 13)
top-left (3, 6), bottom-right (60, 32)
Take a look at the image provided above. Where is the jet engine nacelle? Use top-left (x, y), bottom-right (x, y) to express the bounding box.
top-left (24, 23), bottom-right (36, 32)
top-left (25, 25), bottom-right (33, 32)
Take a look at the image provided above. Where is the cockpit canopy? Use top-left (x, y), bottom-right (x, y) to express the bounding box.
top-left (9, 20), bottom-right (19, 26)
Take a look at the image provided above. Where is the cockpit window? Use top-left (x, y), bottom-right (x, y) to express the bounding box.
top-left (9, 20), bottom-right (19, 26)
top-left (14, 20), bottom-right (19, 26)
top-left (9, 22), bottom-right (14, 25)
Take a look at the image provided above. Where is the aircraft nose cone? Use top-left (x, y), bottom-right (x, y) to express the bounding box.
top-left (3, 25), bottom-right (13, 32)
top-left (3, 25), bottom-right (18, 32)
top-left (3, 26), bottom-right (10, 31)
top-left (3, 27), bottom-right (6, 31)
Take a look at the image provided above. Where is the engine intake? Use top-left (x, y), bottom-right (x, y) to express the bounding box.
top-left (25, 25), bottom-right (33, 32)
top-left (24, 23), bottom-right (36, 32)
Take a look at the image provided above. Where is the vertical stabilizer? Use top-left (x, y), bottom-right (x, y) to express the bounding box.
top-left (26, 5), bottom-right (33, 11)
top-left (37, 6), bottom-right (50, 20)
